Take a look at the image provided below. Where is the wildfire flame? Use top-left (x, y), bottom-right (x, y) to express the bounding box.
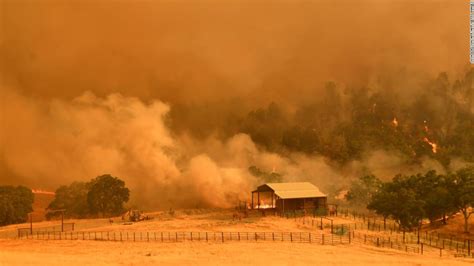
top-left (423, 137), bottom-right (437, 154)
top-left (392, 117), bottom-right (398, 127)
top-left (423, 120), bottom-right (429, 132)
top-left (256, 204), bottom-right (274, 209)
top-left (31, 189), bottom-right (55, 195)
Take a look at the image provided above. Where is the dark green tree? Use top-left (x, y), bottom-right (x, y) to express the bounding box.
top-left (366, 184), bottom-right (395, 227)
top-left (87, 174), bottom-right (130, 217)
top-left (368, 175), bottom-right (425, 230)
top-left (448, 167), bottom-right (474, 233)
top-left (0, 186), bottom-right (34, 226)
top-left (415, 171), bottom-right (455, 224)
top-left (47, 182), bottom-right (89, 219)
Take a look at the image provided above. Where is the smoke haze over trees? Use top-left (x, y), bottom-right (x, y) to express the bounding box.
top-left (1, 1), bottom-right (473, 209)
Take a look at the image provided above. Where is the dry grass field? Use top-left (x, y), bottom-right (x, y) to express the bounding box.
top-left (0, 209), bottom-right (473, 266)
top-left (0, 239), bottom-right (471, 266)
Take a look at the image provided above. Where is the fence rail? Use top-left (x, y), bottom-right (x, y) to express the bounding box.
top-left (17, 222), bottom-right (75, 238)
top-left (18, 231), bottom-right (351, 245)
top-left (293, 215), bottom-right (473, 258)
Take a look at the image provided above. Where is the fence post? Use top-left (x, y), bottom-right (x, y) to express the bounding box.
top-left (206, 232), bottom-right (208, 242)
top-left (348, 232), bottom-right (351, 244)
top-left (421, 243), bottom-right (424, 254)
top-left (468, 239), bottom-right (471, 256)
top-left (322, 234), bottom-right (324, 245)
top-left (290, 233), bottom-right (293, 242)
top-left (221, 232), bottom-right (224, 243)
top-left (309, 232), bottom-right (311, 243)
top-left (320, 217), bottom-right (323, 230)
top-left (440, 248), bottom-right (442, 257)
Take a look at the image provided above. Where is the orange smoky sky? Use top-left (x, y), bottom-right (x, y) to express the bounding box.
top-left (0, 0), bottom-right (468, 103)
top-left (0, 0), bottom-right (470, 207)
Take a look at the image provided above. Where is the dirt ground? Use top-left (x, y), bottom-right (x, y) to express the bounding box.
top-left (0, 209), bottom-right (472, 265)
top-left (0, 239), bottom-right (472, 266)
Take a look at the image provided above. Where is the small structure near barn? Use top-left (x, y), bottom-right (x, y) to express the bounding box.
top-left (251, 182), bottom-right (327, 213)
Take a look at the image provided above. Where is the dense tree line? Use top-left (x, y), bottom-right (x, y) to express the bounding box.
top-left (170, 69), bottom-right (474, 168)
top-left (0, 186), bottom-right (34, 226)
top-left (241, 71), bottom-right (474, 166)
top-left (346, 167), bottom-right (474, 233)
top-left (47, 174), bottom-right (130, 219)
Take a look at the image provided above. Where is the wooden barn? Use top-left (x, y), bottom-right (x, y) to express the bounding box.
top-left (251, 182), bottom-right (327, 213)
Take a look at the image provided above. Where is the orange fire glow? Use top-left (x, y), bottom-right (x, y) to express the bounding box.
top-left (392, 117), bottom-right (398, 127)
top-left (256, 204), bottom-right (274, 209)
top-left (423, 120), bottom-right (429, 132)
top-left (31, 189), bottom-right (55, 195)
top-left (423, 137), bottom-right (437, 153)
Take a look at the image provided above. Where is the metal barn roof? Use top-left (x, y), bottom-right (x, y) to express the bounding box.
top-left (258, 182), bottom-right (326, 199)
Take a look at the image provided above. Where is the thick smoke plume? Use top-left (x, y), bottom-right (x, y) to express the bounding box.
top-left (0, 87), bottom-right (345, 208)
top-left (0, 1), bottom-right (472, 208)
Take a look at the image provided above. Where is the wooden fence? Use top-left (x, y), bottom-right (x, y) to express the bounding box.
top-left (18, 231), bottom-right (351, 245)
top-left (294, 214), bottom-right (473, 258)
top-left (17, 222), bottom-right (75, 238)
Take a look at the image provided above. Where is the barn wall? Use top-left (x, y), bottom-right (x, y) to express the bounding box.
top-left (276, 197), bottom-right (327, 212)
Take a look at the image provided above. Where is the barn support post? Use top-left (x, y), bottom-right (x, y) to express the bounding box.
top-left (257, 192), bottom-right (260, 209)
top-left (272, 192), bottom-right (274, 208)
top-left (251, 192), bottom-right (254, 209)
